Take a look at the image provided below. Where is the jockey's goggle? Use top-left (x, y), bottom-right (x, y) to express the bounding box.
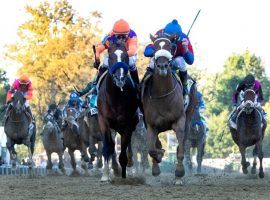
top-left (115, 34), bottom-right (128, 40)
top-left (170, 34), bottom-right (180, 44)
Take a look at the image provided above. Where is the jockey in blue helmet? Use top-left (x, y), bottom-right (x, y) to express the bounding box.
top-left (63, 92), bottom-right (83, 118)
top-left (143, 19), bottom-right (194, 100)
top-left (197, 91), bottom-right (208, 134)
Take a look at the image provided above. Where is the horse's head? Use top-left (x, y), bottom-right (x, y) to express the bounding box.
top-left (66, 107), bottom-right (77, 118)
top-left (11, 91), bottom-right (25, 114)
top-left (243, 89), bottom-right (256, 114)
top-left (108, 41), bottom-right (129, 90)
top-left (150, 34), bottom-right (173, 76)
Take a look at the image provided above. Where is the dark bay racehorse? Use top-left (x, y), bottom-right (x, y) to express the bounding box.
top-left (142, 34), bottom-right (196, 185)
top-left (77, 110), bottom-right (103, 169)
top-left (184, 107), bottom-right (206, 174)
top-left (98, 41), bottom-right (139, 181)
top-left (131, 109), bottom-right (149, 173)
top-left (62, 107), bottom-right (88, 175)
top-left (42, 108), bottom-right (65, 174)
top-left (229, 89), bottom-right (266, 178)
top-left (4, 91), bottom-right (36, 171)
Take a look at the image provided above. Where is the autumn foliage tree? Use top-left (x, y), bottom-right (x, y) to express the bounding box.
top-left (6, 0), bottom-right (102, 130)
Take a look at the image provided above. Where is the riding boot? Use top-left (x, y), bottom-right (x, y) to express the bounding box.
top-left (91, 65), bottom-right (107, 94)
top-left (178, 70), bottom-right (188, 97)
top-left (130, 68), bottom-right (140, 98)
top-left (130, 68), bottom-right (140, 86)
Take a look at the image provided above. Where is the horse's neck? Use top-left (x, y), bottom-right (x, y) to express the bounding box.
top-left (106, 74), bottom-right (123, 98)
top-left (152, 73), bottom-right (175, 96)
top-left (10, 109), bottom-right (25, 121)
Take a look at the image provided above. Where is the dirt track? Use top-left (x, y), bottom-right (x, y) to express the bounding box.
top-left (0, 169), bottom-right (269, 200)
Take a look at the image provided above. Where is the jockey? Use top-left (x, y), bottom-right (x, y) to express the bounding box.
top-left (230, 74), bottom-right (266, 128)
top-left (62, 92), bottom-right (83, 131)
top-left (6, 74), bottom-right (34, 125)
top-left (91, 19), bottom-right (139, 89)
top-left (197, 91), bottom-right (209, 134)
top-left (143, 19), bottom-right (194, 100)
top-left (63, 92), bottom-right (83, 119)
top-left (44, 104), bottom-right (62, 128)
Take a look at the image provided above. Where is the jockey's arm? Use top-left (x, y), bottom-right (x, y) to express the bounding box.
top-left (24, 85), bottom-right (33, 100)
top-left (127, 37), bottom-right (138, 57)
top-left (95, 43), bottom-right (107, 60)
top-left (181, 35), bottom-right (194, 65)
top-left (256, 85), bottom-right (265, 106)
top-left (78, 82), bottom-right (93, 97)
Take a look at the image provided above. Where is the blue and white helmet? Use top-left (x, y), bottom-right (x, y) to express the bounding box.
top-left (69, 92), bottom-right (79, 101)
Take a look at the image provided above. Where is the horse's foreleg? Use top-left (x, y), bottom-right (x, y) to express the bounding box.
top-left (81, 142), bottom-right (90, 171)
top-left (147, 125), bottom-right (159, 162)
top-left (173, 115), bottom-right (186, 184)
top-left (101, 130), bottom-right (114, 181)
top-left (256, 140), bottom-right (264, 178)
top-left (251, 146), bottom-right (257, 175)
top-left (96, 140), bottom-right (103, 168)
top-left (68, 148), bottom-right (76, 172)
top-left (119, 133), bottom-right (131, 178)
top-left (7, 138), bottom-right (16, 168)
top-left (184, 139), bottom-right (192, 175)
top-left (58, 151), bottom-right (65, 174)
top-left (127, 142), bottom-right (133, 167)
top-left (147, 125), bottom-right (161, 176)
top-left (46, 151), bottom-right (53, 170)
top-left (88, 136), bottom-right (97, 163)
top-left (196, 142), bottom-right (205, 174)
top-left (239, 145), bottom-right (249, 174)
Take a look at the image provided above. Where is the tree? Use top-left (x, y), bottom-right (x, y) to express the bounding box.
top-left (5, 0), bottom-right (102, 156)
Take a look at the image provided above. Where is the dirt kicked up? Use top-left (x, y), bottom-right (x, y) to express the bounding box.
top-left (0, 170), bottom-right (269, 200)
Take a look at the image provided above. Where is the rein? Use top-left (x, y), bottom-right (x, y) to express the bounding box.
top-left (149, 76), bottom-right (179, 100)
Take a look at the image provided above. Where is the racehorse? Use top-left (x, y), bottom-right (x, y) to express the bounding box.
top-left (184, 107), bottom-right (206, 174)
top-left (42, 106), bottom-right (65, 174)
top-left (229, 89), bottom-right (266, 178)
top-left (62, 107), bottom-right (87, 175)
top-left (141, 34), bottom-right (197, 185)
top-left (97, 41), bottom-right (139, 181)
top-left (77, 109), bottom-right (103, 169)
top-left (4, 91), bottom-right (36, 172)
top-left (131, 109), bottom-right (149, 173)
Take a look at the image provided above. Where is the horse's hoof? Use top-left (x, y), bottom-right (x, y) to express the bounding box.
top-left (101, 174), bottom-right (111, 182)
top-left (127, 159), bottom-right (134, 167)
top-left (152, 163), bottom-right (161, 176)
top-left (259, 171), bottom-right (264, 178)
top-left (251, 167), bottom-right (256, 175)
top-left (242, 168), bottom-right (248, 174)
top-left (97, 161), bottom-right (103, 169)
top-left (175, 167), bottom-right (185, 178)
top-left (175, 178), bottom-right (184, 186)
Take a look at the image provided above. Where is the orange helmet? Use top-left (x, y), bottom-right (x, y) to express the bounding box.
top-left (19, 74), bottom-right (30, 85)
top-left (112, 19), bottom-right (130, 34)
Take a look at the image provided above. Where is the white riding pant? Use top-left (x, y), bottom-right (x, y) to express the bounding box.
top-left (103, 54), bottom-right (137, 71)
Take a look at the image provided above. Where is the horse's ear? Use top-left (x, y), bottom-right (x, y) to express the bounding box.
top-left (150, 34), bottom-right (156, 42)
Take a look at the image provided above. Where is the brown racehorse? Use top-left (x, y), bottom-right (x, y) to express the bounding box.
top-left (142, 34), bottom-right (197, 185)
